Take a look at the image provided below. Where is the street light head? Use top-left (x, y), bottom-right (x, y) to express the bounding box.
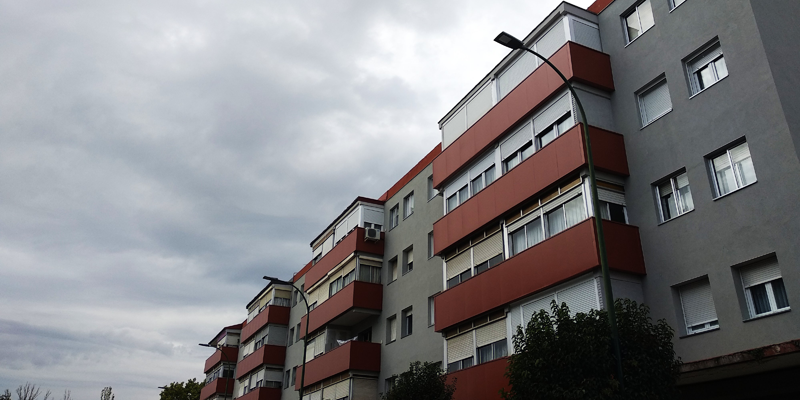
top-left (494, 31), bottom-right (525, 50)
top-left (198, 343), bottom-right (213, 348)
top-left (263, 275), bottom-right (289, 285)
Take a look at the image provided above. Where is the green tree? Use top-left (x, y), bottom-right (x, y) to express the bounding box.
top-left (159, 379), bottom-right (203, 400)
top-left (502, 299), bottom-right (681, 400)
top-left (382, 361), bottom-right (456, 400)
top-left (100, 387), bottom-right (114, 400)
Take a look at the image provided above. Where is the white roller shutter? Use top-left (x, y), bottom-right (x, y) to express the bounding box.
top-left (557, 279), bottom-right (600, 315)
top-left (442, 108), bottom-right (466, 149)
top-left (267, 326), bottom-right (288, 345)
top-left (689, 46), bottom-right (723, 73)
top-left (522, 294), bottom-right (554, 325)
top-left (535, 18), bottom-right (567, 59)
top-left (315, 331), bottom-right (326, 356)
top-left (571, 19), bottom-right (602, 51)
top-left (507, 210), bottom-right (540, 233)
top-left (322, 384), bottom-right (335, 400)
top-left (680, 279), bottom-right (718, 327)
top-left (265, 369), bottom-right (283, 382)
top-left (362, 207), bottom-right (384, 227)
top-left (497, 50), bottom-right (538, 99)
top-left (640, 80), bottom-right (672, 125)
top-left (305, 338), bottom-right (315, 362)
top-left (500, 121), bottom-right (533, 159)
top-left (336, 380), bottom-right (350, 400)
top-left (446, 251), bottom-right (472, 280)
top-left (476, 320), bottom-right (507, 347)
top-left (443, 173), bottom-right (469, 200)
top-left (469, 151), bottom-right (496, 180)
top-left (342, 258), bottom-right (357, 276)
top-left (466, 83), bottom-right (494, 127)
top-left (447, 333), bottom-right (475, 363)
top-left (347, 210), bottom-right (360, 233)
top-left (534, 93), bottom-right (571, 135)
top-left (741, 258), bottom-right (781, 288)
top-left (473, 233), bottom-right (503, 265)
top-left (542, 186), bottom-right (582, 213)
top-left (509, 308), bottom-right (523, 333)
top-left (309, 390), bottom-right (322, 400)
top-left (598, 188), bottom-right (626, 205)
top-left (334, 220), bottom-right (347, 242)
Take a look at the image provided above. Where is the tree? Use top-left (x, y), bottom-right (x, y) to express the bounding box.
top-left (100, 387), bottom-right (114, 400)
top-left (159, 379), bottom-right (203, 400)
top-left (502, 299), bottom-right (681, 400)
top-left (381, 361), bottom-right (455, 400)
top-left (1, 389), bottom-right (12, 400)
top-left (16, 384), bottom-right (50, 400)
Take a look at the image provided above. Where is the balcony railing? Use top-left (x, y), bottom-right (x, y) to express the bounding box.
top-left (300, 281), bottom-right (382, 339)
top-left (203, 346), bottom-right (239, 374)
top-left (305, 227), bottom-right (384, 289)
top-left (295, 341), bottom-right (381, 390)
top-left (241, 305), bottom-right (290, 343)
top-left (236, 344), bottom-right (287, 379)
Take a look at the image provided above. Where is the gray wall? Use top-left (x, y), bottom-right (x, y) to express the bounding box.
top-left (596, 0), bottom-right (800, 362)
top-left (281, 273), bottom-right (306, 400)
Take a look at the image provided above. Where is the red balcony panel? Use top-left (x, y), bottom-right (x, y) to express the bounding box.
top-left (236, 387), bottom-right (281, 400)
top-left (447, 358), bottom-right (510, 400)
top-left (434, 219), bottom-right (646, 331)
top-left (236, 345), bottom-right (287, 379)
top-left (241, 306), bottom-right (290, 343)
top-left (305, 228), bottom-right (385, 289)
top-left (299, 281), bottom-right (382, 339)
top-left (433, 125), bottom-right (628, 255)
top-left (295, 341), bottom-right (381, 390)
top-left (204, 346), bottom-right (239, 373)
top-left (433, 42), bottom-right (615, 189)
top-left (199, 378), bottom-right (234, 400)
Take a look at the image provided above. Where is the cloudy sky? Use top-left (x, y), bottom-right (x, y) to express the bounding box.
top-left (0, 0), bottom-right (594, 399)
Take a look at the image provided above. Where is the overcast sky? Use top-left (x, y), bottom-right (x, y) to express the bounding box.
top-left (0, 1), bottom-right (595, 399)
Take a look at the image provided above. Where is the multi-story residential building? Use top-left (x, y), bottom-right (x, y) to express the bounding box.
top-left (200, 1), bottom-right (800, 399)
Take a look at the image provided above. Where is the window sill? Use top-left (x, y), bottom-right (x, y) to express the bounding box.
top-left (624, 26), bottom-right (653, 48)
top-left (640, 109), bottom-right (672, 130)
top-left (713, 181), bottom-right (757, 201)
top-left (657, 209), bottom-right (694, 226)
top-left (689, 76), bottom-right (728, 99)
top-left (743, 308), bottom-right (791, 323)
top-left (679, 326), bottom-right (720, 339)
top-left (403, 212), bottom-right (413, 220)
top-left (386, 339), bottom-right (396, 346)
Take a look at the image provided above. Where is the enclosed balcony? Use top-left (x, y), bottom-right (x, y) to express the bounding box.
top-left (295, 341), bottom-right (381, 390)
top-left (203, 346), bottom-right (239, 374)
top-left (236, 345), bottom-right (287, 379)
top-left (435, 218), bottom-right (646, 331)
top-left (199, 378), bottom-right (234, 400)
top-left (299, 281), bottom-right (382, 339)
top-left (305, 227), bottom-right (384, 289)
top-left (241, 306), bottom-right (290, 343)
top-left (433, 124), bottom-right (628, 254)
top-left (235, 387), bottom-right (281, 400)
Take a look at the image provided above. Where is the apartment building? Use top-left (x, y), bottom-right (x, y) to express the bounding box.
top-left (199, 1), bottom-right (800, 399)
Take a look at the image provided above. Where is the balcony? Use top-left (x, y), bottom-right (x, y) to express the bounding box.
top-left (435, 218), bottom-right (646, 331)
top-left (300, 281), bottom-right (382, 339)
top-left (241, 305), bottom-right (290, 342)
top-left (433, 42), bottom-right (615, 189)
top-left (203, 346), bottom-right (239, 373)
top-left (295, 341), bottom-right (381, 390)
top-left (199, 378), bottom-right (234, 400)
top-left (236, 345), bottom-right (287, 379)
top-left (235, 387), bottom-right (281, 400)
top-left (433, 124), bottom-right (628, 254)
top-left (305, 227), bottom-right (385, 289)
top-left (447, 358), bottom-right (510, 400)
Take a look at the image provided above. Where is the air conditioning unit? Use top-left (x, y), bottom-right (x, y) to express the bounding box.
top-left (365, 228), bottom-right (380, 241)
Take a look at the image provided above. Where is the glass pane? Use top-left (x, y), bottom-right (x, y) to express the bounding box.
top-left (638, 0), bottom-right (655, 32)
top-left (460, 269), bottom-right (472, 282)
top-left (504, 154), bottom-right (519, 172)
top-left (447, 195), bottom-right (458, 212)
top-left (772, 279), bottom-right (790, 309)
top-left (525, 218), bottom-right (544, 247)
top-left (458, 186), bottom-right (469, 204)
top-left (462, 357), bottom-right (474, 369)
top-left (750, 284), bottom-right (772, 315)
top-left (599, 201), bottom-right (611, 220)
top-left (714, 57), bottom-right (728, 80)
top-left (477, 344), bottom-right (493, 364)
top-left (475, 262), bottom-right (489, 275)
top-left (712, 153), bottom-right (736, 195)
top-left (538, 128), bottom-right (556, 148)
top-left (471, 176), bottom-right (484, 194)
top-left (697, 65), bottom-right (714, 90)
top-left (520, 142), bottom-right (534, 161)
top-left (447, 277), bottom-right (459, 289)
top-left (660, 192), bottom-right (676, 220)
top-left (494, 340), bottom-right (508, 358)
top-left (511, 229), bottom-right (527, 255)
top-left (447, 362), bottom-right (460, 373)
top-left (734, 155), bottom-right (757, 187)
top-left (675, 174), bottom-right (694, 212)
top-left (485, 166), bottom-right (495, 185)
top-left (556, 114), bottom-right (573, 135)
top-left (625, 11), bottom-right (641, 41)
top-left (488, 254), bottom-right (504, 268)
top-left (609, 203), bottom-right (626, 223)
top-left (564, 196), bottom-right (586, 228)
top-left (547, 208), bottom-right (565, 237)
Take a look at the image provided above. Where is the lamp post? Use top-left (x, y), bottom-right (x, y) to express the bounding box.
top-left (494, 31), bottom-right (624, 385)
top-left (199, 342), bottom-right (233, 400)
top-left (264, 276), bottom-right (309, 400)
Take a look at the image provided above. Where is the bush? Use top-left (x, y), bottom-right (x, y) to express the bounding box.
top-left (382, 361), bottom-right (456, 400)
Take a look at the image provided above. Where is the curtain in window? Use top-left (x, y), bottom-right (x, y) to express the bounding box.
top-left (525, 218), bottom-right (544, 248)
top-left (510, 229), bottom-right (526, 255)
top-left (563, 196), bottom-right (585, 229)
top-left (547, 209), bottom-right (565, 237)
top-left (749, 284), bottom-right (771, 315)
top-left (773, 279), bottom-right (790, 309)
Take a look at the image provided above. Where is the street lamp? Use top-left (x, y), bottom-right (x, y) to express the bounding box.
top-left (264, 276), bottom-right (309, 400)
top-left (494, 31), bottom-right (624, 385)
top-left (199, 342), bottom-right (233, 400)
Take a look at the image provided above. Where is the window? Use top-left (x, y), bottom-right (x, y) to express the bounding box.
top-left (509, 216), bottom-right (543, 256)
top-left (447, 357), bottom-right (474, 373)
top-left (599, 201), bottom-right (627, 223)
top-left (447, 269), bottom-right (472, 289)
top-left (474, 254), bottom-right (503, 275)
top-left (292, 289), bottom-right (299, 307)
top-left (545, 195), bottom-right (585, 237)
top-left (402, 247), bottom-right (413, 275)
top-left (288, 327), bottom-right (294, 345)
top-left (387, 315), bottom-right (397, 343)
top-left (427, 175), bottom-right (438, 200)
top-left (537, 113), bottom-right (572, 149)
top-left (739, 257), bottom-right (790, 318)
top-left (284, 370), bottom-right (290, 389)
top-left (477, 339), bottom-right (508, 364)
top-left (403, 192), bottom-right (414, 218)
top-left (389, 257), bottom-right (398, 282)
top-left (401, 307), bottom-right (413, 338)
top-left (638, 77), bottom-right (672, 126)
top-left (679, 278), bottom-right (719, 335)
top-left (656, 171), bottom-right (694, 222)
top-left (389, 205), bottom-right (399, 228)
top-left (428, 296), bottom-right (436, 326)
top-left (295, 324), bottom-right (301, 342)
top-left (503, 142), bottom-right (534, 173)
top-left (687, 41), bottom-right (728, 95)
top-left (623, 0), bottom-right (654, 44)
top-left (428, 231), bottom-right (434, 259)
top-left (709, 141), bottom-right (757, 197)
top-left (291, 367), bottom-right (297, 385)
top-left (358, 262), bottom-right (381, 284)
top-left (385, 377), bottom-right (396, 393)
top-left (329, 277), bottom-right (342, 297)
top-left (670, 0), bottom-right (686, 10)
top-left (470, 165), bottom-right (496, 195)
top-left (446, 184), bottom-right (469, 213)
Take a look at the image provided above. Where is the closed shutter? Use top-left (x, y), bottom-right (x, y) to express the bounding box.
top-left (351, 378), bottom-right (377, 400)
top-left (535, 19), bottom-right (567, 59)
top-left (447, 333), bottom-right (475, 363)
top-left (729, 143), bottom-right (752, 165)
top-left (500, 121), bottom-right (533, 159)
top-left (267, 326), bottom-right (288, 345)
top-left (466, 83), bottom-right (494, 127)
top-left (598, 188), bottom-right (626, 205)
top-left (342, 258), bottom-right (357, 277)
top-left (254, 368), bottom-right (264, 385)
top-left (313, 245), bottom-right (322, 259)
top-left (476, 320), bottom-right (506, 347)
top-left (497, 50), bottom-right (538, 99)
top-left (443, 173), bottom-right (469, 200)
top-left (741, 258), bottom-right (781, 288)
top-left (542, 186), bottom-right (582, 213)
top-left (522, 294), bottom-right (554, 325)
top-left (446, 251), bottom-right (471, 280)
top-left (347, 210), bottom-right (360, 233)
top-left (595, 277), bottom-right (605, 309)
top-left (322, 382), bottom-right (335, 400)
top-left (265, 369), bottom-right (283, 382)
top-left (469, 151), bottom-right (496, 180)
top-left (363, 207), bottom-right (384, 227)
top-left (442, 108), bottom-right (466, 149)
top-left (507, 209), bottom-right (540, 233)
top-left (534, 93), bottom-right (571, 135)
top-left (336, 380), bottom-right (350, 400)
top-left (473, 233), bottom-right (502, 265)
top-left (307, 288), bottom-right (319, 307)
top-left (334, 220), bottom-right (347, 242)
top-left (305, 338), bottom-right (315, 362)
top-left (680, 279), bottom-right (718, 327)
top-left (309, 390), bottom-right (322, 400)
top-left (641, 80), bottom-right (672, 125)
top-left (557, 279), bottom-right (600, 315)
top-left (509, 307), bottom-right (523, 333)
top-left (315, 332), bottom-right (326, 356)
top-left (572, 19), bottom-right (602, 51)
top-left (689, 46), bottom-right (723, 73)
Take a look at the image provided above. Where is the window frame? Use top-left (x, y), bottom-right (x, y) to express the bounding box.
top-left (637, 76), bottom-right (672, 127)
top-left (403, 192), bottom-right (414, 219)
top-left (386, 315), bottom-right (397, 344)
top-left (654, 171), bottom-right (694, 223)
top-left (446, 184), bottom-right (469, 213)
top-left (389, 205), bottom-right (400, 229)
top-left (502, 141), bottom-right (534, 173)
top-left (402, 247), bottom-right (413, 275)
top-left (686, 41), bottom-right (728, 97)
top-left (745, 279), bottom-right (790, 318)
top-left (669, 0), bottom-right (686, 11)
top-left (401, 307), bottom-right (413, 338)
top-left (536, 112), bottom-right (573, 150)
top-left (427, 231), bottom-right (434, 259)
top-left (470, 164), bottom-right (496, 196)
top-left (428, 295), bottom-right (436, 327)
top-left (388, 257), bottom-right (398, 283)
top-left (708, 140), bottom-right (757, 198)
top-left (678, 278), bottom-right (720, 335)
top-left (622, 0), bottom-right (655, 45)
top-left (427, 175), bottom-right (439, 201)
